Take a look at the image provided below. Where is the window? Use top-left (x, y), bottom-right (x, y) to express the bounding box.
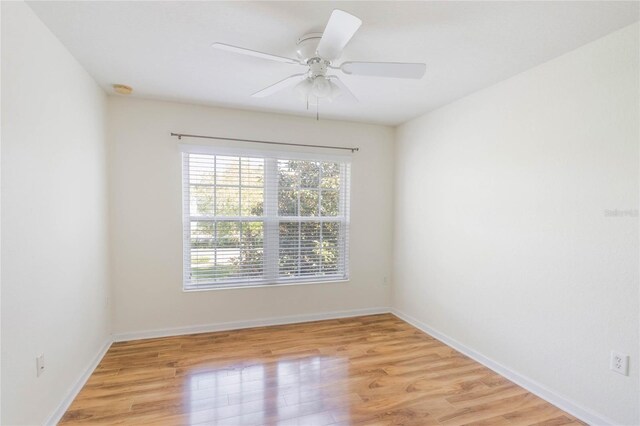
top-left (182, 146), bottom-right (351, 290)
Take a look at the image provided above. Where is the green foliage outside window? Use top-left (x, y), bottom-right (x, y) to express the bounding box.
top-left (187, 155), bottom-right (344, 284)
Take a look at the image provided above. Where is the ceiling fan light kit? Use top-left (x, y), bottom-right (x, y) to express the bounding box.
top-left (211, 9), bottom-right (426, 117)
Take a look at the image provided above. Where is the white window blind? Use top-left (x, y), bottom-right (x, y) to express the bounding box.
top-left (181, 145), bottom-right (351, 290)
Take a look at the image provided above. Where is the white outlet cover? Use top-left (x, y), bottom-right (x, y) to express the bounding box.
top-left (610, 351), bottom-right (629, 376)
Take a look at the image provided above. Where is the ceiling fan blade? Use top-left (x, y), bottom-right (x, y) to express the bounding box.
top-left (327, 76), bottom-right (358, 102)
top-left (316, 10), bottom-right (362, 60)
top-left (212, 42), bottom-right (300, 65)
top-left (340, 62), bottom-right (426, 79)
top-left (252, 74), bottom-right (306, 98)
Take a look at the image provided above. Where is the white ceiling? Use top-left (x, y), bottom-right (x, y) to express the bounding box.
top-left (28, 1), bottom-right (639, 126)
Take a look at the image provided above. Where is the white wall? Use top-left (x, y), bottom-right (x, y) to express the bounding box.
top-left (108, 97), bottom-right (394, 336)
top-left (394, 23), bottom-right (639, 425)
top-left (1, 2), bottom-right (111, 425)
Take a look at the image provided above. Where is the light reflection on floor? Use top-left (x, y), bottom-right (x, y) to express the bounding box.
top-left (185, 356), bottom-right (348, 425)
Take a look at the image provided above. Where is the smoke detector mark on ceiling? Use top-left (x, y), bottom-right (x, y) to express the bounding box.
top-left (113, 84), bottom-right (133, 95)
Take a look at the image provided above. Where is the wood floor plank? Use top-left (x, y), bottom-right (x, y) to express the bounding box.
top-left (60, 314), bottom-right (583, 425)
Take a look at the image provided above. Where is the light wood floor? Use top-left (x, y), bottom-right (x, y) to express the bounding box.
top-left (61, 314), bottom-right (583, 425)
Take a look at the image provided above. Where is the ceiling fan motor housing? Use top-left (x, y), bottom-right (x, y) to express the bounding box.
top-left (308, 58), bottom-right (329, 78)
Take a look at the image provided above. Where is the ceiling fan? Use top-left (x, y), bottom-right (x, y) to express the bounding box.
top-left (212, 9), bottom-right (426, 108)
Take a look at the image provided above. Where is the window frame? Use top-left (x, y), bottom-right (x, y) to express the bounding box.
top-left (181, 146), bottom-right (351, 291)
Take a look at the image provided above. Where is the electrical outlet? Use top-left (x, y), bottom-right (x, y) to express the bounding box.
top-left (36, 354), bottom-right (45, 377)
top-left (610, 351), bottom-right (629, 376)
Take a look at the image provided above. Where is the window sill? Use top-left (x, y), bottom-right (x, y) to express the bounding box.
top-left (183, 278), bottom-right (349, 293)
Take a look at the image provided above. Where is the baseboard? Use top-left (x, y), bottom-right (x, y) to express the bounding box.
top-left (390, 309), bottom-right (616, 426)
top-left (113, 307), bottom-right (391, 342)
top-left (45, 337), bottom-right (112, 426)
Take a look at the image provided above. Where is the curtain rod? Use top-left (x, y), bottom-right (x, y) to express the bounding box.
top-left (171, 132), bottom-right (359, 153)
